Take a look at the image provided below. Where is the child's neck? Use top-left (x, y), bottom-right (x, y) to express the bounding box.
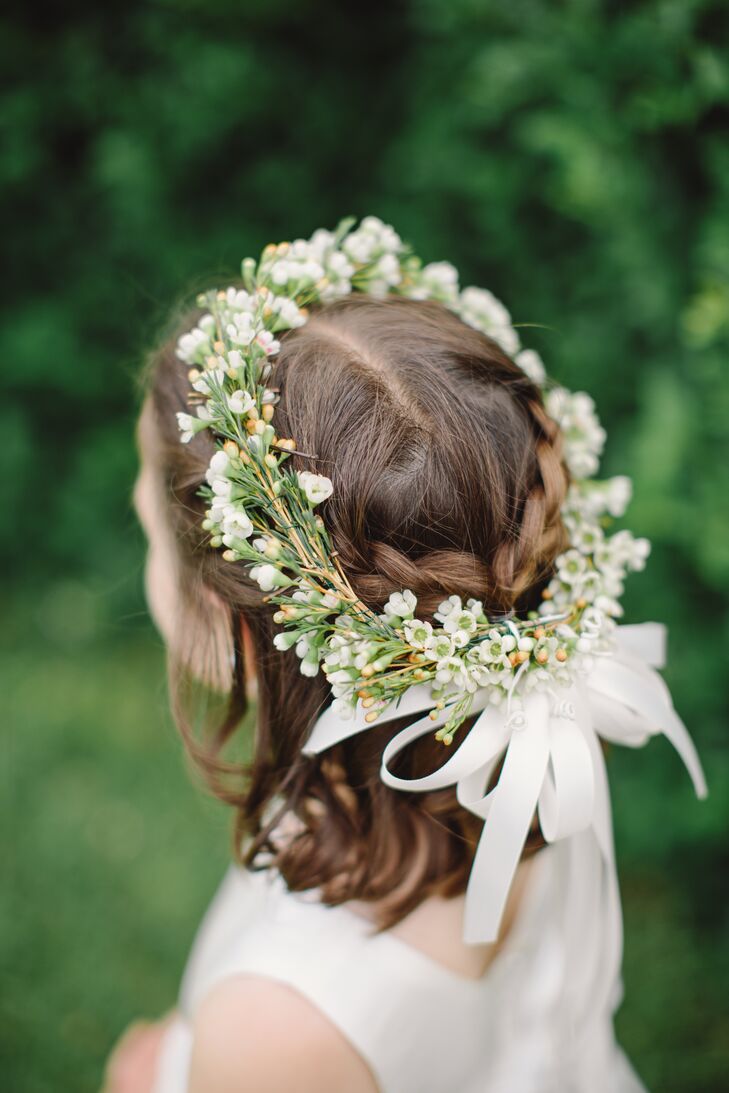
top-left (344, 853), bottom-right (537, 980)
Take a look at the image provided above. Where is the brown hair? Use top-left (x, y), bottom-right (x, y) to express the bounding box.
top-left (143, 294), bottom-right (569, 929)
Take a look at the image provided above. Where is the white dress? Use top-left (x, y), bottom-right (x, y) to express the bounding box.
top-left (151, 830), bottom-right (647, 1093)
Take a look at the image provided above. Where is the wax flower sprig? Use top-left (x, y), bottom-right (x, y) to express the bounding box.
top-left (175, 216), bottom-right (651, 743)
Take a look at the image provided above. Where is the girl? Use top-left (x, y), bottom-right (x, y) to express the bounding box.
top-left (106, 218), bottom-right (705, 1093)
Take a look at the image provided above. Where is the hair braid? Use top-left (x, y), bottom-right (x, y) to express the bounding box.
top-left (492, 391), bottom-right (570, 609)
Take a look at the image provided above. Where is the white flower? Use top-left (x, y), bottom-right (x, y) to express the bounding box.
top-left (267, 294), bottom-right (306, 330)
top-left (211, 477), bottom-right (233, 499)
top-left (515, 349), bottom-right (546, 385)
top-left (226, 311), bottom-right (257, 347)
top-left (224, 287), bottom-right (257, 312)
top-left (576, 569), bottom-right (604, 603)
top-left (458, 286), bottom-right (508, 328)
top-left (176, 317), bottom-right (215, 364)
top-left (420, 261), bottom-right (459, 302)
top-left (423, 632), bottom-right (455, 659)
top-left (297, 470), bottom-right (334, 505)
top-left (434, 595), bottom-right (462, 624)
top-left (402, 619), bottom-right (434, 648)
top-left (221, 506), bottom-right (254, 544)
top-left (556, 549), bottom-right (588, 585)
top-left (492, 324), bottom-right (521, 356)
top-left (442, 608), bottom-right (478, 639)
top-left (546, 387), bottom-right (606, 479)
top-left (604, 476), bottom-right (632, 518)
top-left (228, 389), bottom-right (256, 415)
top-left (456, 286), bottom-right (521, 356)
top-left (250, 563), bottom-right (281, 592)
top-left (624, 536), bottom-right (651, 571)
top-left (571, 522), bottom-right (604, 556)
top-left (255, 330), bottom-right (281, 356)
top-left (176, 412), bottom-right (196, 443)
top-left (192, 366), bottom-right (226, 394)
top-left (475, 629), bottom-right (516, 667)
top-left (435, 655), bottom-right (468, 688)
top-left (343, 216), bottom-right (403, 265)
top-left (205, 449), bottom-right (229, 478)
top-left (603, 529), bottom-right (650, 571)
top-left (595, 594), bottom-right (623, 618)
top-left (382, 589), bottom-right (417, 622)
top-left (365, 254), bottom-right (403, 297)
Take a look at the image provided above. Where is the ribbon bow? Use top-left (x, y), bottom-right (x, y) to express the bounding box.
top-left (303, 623), bottom-right (707, 944)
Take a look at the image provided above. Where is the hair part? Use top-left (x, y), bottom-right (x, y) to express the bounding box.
top-left (143, 294), bottom-right (569, 929)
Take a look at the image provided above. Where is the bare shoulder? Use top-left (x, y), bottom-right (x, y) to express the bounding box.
top-left (188, 974), bottom-right (378, 1093)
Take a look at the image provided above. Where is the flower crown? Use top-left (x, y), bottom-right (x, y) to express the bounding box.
top-left (175, 216), bottom-right (649, 743)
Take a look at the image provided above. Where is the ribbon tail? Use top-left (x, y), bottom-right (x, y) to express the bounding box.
top-left (588, 657), bottom-right (708, 800)
top-left (463, 692), bottom-right (551, 944)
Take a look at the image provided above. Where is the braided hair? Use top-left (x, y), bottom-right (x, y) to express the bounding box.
top-left (145, 293), bottom-right (569, 929)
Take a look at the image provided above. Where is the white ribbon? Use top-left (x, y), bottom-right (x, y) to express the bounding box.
top-left (303, 622), bottom-right (707, 944)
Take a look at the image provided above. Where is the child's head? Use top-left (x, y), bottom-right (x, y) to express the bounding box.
top-left (136, 293), bottom-right (568, 925)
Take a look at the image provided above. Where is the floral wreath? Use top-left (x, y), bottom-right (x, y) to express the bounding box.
top-left (175, 216), bottom-right (650, 744)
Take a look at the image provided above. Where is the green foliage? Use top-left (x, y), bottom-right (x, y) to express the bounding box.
top-left (4, 1), bottom-right (728, 1089)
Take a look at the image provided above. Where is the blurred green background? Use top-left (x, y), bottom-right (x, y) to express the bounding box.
top-left (3, 1), bottom-right (729, 1090)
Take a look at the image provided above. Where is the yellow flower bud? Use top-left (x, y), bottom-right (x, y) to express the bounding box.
top-left (262, 404), bottom-right (275, 422)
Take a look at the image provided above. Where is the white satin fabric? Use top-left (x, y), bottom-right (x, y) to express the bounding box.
top-left (151, 623), bottom-right (705, 1093)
